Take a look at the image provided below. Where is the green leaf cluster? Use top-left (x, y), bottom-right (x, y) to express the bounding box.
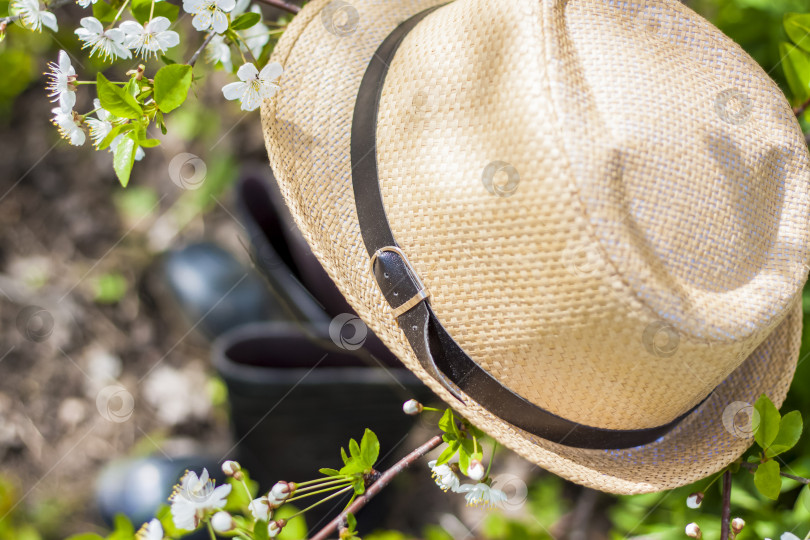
top-left (435, 409), bottom-right (484, 477)
top-left (781, 13), bottom-right (810, 104)
top-left (321, 429), bottom-right (380, 495)
top-left (751, 394), bottom-right (804, 500)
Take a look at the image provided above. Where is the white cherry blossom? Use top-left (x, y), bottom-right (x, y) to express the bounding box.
top-left (75, 17), bottom-right (132, 61)
top-left (120, 16), bottom-right (180, 59)
top-left (457, 482), bottom-right (507, 509)
top-left (169, 468), bottom-right (232, 531)
top-left (221, 62), bottom-right (282, 111)
top-left (182, 0), bottom-right (235, 34)
top-left (45, 50), bottom-right (77, 111)
top-left (9, 0), bottom-right (57, 32)
top-left (51, 106), bottom-right (85, 146)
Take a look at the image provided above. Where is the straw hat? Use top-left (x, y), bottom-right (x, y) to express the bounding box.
top-left (260, 0), bottom-right (810, 494)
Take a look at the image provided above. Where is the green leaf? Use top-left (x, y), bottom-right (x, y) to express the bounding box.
top-left (276, 505), bottom-right (306, 540)
top-left (780, 41), bottom-right (810, 104)
top-left (113, 133), bottom-right (137, 187)
top-left (434, 441), bottom-right (459, 466)
top-left (92, 0), bottom-right (117, 22)
top-left (319, 468), bottom-right (340, 476)
top-left (98, 123), bottom-right (133, 151)
top-left (438, 409), bottom-right (460, 437)
top-left (254, 520), bottom-right (269, 540)
top-left (786, 13), bottom-right (810, 54)
top-left (97, 73), bottom-right (143, 120)
top-left (153, 64), bottom-right (193, 113)
top-left (160, 55), bottom-right (176, 65)
top-left (797, 484), bottom-right (810, 514)
top-left (231, 11), bottom-right (262, 30)
top-left (754, 460), bottom-right (782, 500)
top-left (458, 445), bottom-right (470, 475)
top-left (340, 447), bottom-right (350, 465)
top-left (754, 394), bottom-right (781, 450)
top-left (346, 513), bottom-right (357, 532)
top-left (106, 514), bottom-right (134, 540)
top-left (767, 410), bottom-right (803, 457)
top-left (359, 429), bottom-right (379, 468)
top-left (131, 0), bottom-right (179, 24)
top-left (352, 477), bottom-right (365, 495)
top-left (349, 438), bottom-right (361, 459)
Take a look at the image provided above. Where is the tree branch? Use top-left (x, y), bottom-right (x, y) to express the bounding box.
top-left (255, 0), bottom-right (300, 14)
top-left (310, 435), bottom-right (443, 540)
top-left (720, 470), bottom-right (732, 540)
top-left (188, 32), bottom-right (215, 67)
top-left (740, 461), bottom-right (810, 484)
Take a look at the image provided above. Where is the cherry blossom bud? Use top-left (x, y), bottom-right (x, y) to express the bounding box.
top-left (686, 492), bottom-right (703, 509)
top-left (249, 496), bottom-right (273, 521)
top-left (403, 399), bottom-right (423, 415)
top-left (211, 511), bottom-right (235, 533)
top-left (268, 519), bottom-right (286, 537)
top-left (222, 460), bottom-right (242, 478)
top-left (270, 481), bottom-right (294, 501)
top-left (685, 522), bottom-right (701, 539)
top-left (467, 459), bottom-right (485, 481)
top-left (730, 518), bottom-right (745, 534)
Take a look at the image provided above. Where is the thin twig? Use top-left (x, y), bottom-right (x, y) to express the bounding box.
top-left (310, 435), bottom-right (443, 540)
top-left (720, 470), bottom-right (732, 540)
top-left (255, 0), bottom-right (300, 14)
top-left (793, 96), bottom-right (810, 118)
top-left (1, 0), bottom-right (72, 26)
top-left (740, 461), bottom-right (810, 484)
top-left (188, 32), bottom-right (215, 67)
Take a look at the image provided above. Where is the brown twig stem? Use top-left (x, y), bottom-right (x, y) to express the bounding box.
top-left (794, 96), bottom-right (810, 118)
top-left (309, 435), bottom-right (443, 540)
top-left (720, 470), bottom-right (732, 540)
top-left (188, 32), bottom-right (215, 67)
top-left (255, 0), bottom-right (300, 14)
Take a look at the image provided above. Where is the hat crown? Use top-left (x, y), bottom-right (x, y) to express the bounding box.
top-left (372, 0), bottom-right (810, 429)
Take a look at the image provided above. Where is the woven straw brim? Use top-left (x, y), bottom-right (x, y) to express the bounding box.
top-left (261, 0), bottom-right (805, 494)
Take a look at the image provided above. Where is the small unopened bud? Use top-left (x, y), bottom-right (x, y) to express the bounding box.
top-left (467, 459), bottom-right (485, 481)
top-left (730, 518), bottom-right (745, 534)
top-left (249, 496), bottom-right (272, 521)
top-left (686, 492), bottom-right (704, 509)
top-left (222, 460), bottom-right (241, 477)
top-left (211, 511), bottom-right (235, 533)
top-left (268, 519), bottom-right (286, 537)
top-left (270, 481), bottom-right (294, 501)
top-left (685, 522), bottom-right (701, 539)
top-left (403, 399), bottom-right (423, 415)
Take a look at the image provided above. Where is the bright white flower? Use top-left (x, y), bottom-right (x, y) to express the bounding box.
top-left (428, 459), bottom-right (461, 493)
top-left (222, 62), bottom-right (282, 112)
top-left (136, 518), bottom-right (163, 540)
top-left (76, 0), bottom-right (99, 8)
top-left (268, 520), bottom-right (284, 538)
top-left (269, 481), bottom-right (293, 501)
top-left (249, 496), bottom-right (272, 521)
top-left (467, 459), bottom-right (485, 482)
top-left (402, 399), bottom-right (422, 415)
top-left (120, 17), bottom-right (180, 59)
top-left (240, 5), bottom-right (270, 57)
top-left (782, 534), bottom-right (801, 540)
top-left (9, 0), bottom-right (57, 32)
top-left (457, 483), bottom-right (507, 509)
top-left (221, 460), bottom-right (241, 477)
top-left (685, 492), bottom-right (703, 509)
top-left (45, 50), bottom-right (77, 111)
top-left (685, 523), bottom-right (701, 539)
top-left (206, 34), bottom-right (233, 71)
top-left (75, 17), bottom-right (132, 61)
top-left (51, 107), bottom-right (85, 146)
top-left (182, 0), bottom-right (235, 34)
top-left (211, 511), bottom-right (235, 533)
top-left (169, 468), bottom-right (232, 531)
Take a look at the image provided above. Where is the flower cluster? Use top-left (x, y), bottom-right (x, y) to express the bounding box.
top-left (4, 0), bottom-right (284, 188)
top-left (428, 460), bottom-right (507, 509)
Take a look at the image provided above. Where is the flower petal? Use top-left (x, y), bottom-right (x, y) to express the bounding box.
top-left (222, 81), bottom-right (246, 101)
top-left (40, 11), bottom-right (58, 31)
top-left (259, 61), bottom-right (283, 81)
top-left (235, 62), bottom-right (258, 81)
